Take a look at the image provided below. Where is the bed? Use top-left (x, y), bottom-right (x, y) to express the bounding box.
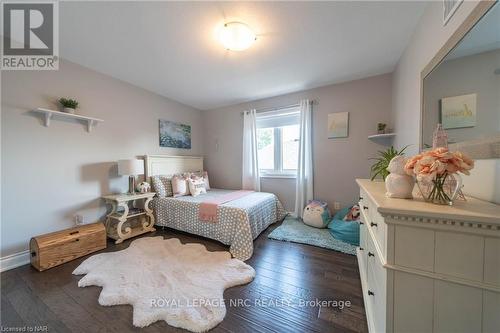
top-left (144, 155), bottom-right (287, 260)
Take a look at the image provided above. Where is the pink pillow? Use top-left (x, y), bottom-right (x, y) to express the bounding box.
top-left (172, 175), bottom-right (190, 197)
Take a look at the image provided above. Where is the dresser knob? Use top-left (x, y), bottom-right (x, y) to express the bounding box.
top-left (359, 221), bottom-right (364, 225)
top-left (359, 196), bottom-right (363, 201)
top-left (359, 247), bottom-right (364, 251)
top-left (368, 290), bottom-right (375, 296)
top-left (370, 222), bottom-right (378, 227)
top-left (368, 252), bottom-right (375, 257)
top-left (363, 206), bottom-right (368, 210)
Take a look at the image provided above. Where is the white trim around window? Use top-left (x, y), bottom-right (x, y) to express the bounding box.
top-left (256, 106), bottom-right (300, 177)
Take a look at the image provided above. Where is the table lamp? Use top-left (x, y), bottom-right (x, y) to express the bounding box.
top-left (118, 159), bottom-right (144, 194)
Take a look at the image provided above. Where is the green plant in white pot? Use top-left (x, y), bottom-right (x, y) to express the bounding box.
top-left (59, 98), bottom-right (79, 114)
top-left (369, 146), bottom-right (408, 181)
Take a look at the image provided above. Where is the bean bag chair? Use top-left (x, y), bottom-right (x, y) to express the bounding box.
top-left (327, 205), bottom-right (360, 246)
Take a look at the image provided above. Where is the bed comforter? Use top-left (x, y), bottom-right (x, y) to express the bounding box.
top-left (152, 189), bottom-right (287, 260)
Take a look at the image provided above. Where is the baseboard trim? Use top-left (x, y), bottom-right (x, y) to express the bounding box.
top-left (0, 250), bottom-right (30, 272)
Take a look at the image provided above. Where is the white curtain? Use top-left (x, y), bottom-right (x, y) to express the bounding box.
top-left (295, 99), bottom-right (313, 218)
top-left (242, 109), bottom-right (260, 191)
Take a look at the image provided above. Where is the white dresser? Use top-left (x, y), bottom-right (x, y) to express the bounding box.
top-left (356, 179), bottom-right (500, 333)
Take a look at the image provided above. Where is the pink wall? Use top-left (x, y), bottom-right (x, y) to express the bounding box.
top-left (202, 73), bottom-right (393, 211)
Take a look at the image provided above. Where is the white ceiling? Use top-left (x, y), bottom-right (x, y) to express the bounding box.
top-left (60, 1), bottom-right (426, 110)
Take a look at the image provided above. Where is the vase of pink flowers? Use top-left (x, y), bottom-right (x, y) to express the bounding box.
top-left (404, 147), bottom-right (474, 205)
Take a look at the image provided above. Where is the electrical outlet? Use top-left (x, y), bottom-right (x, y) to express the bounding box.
top-left (74, 214), bottom-right (84, 225)
top-left (333, 202), bottom-right (341, 210)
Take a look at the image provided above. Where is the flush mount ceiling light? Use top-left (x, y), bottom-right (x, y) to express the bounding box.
top-left (217, 21), bottom-right (256, 51)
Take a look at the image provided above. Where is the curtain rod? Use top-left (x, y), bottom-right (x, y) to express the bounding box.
top-left (240, 100), bottom-right (316, 115)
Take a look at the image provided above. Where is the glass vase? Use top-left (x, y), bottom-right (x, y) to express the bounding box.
top-left (416, 172), bottom-right (462, 206)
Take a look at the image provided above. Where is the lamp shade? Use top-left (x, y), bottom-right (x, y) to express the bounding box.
top-left (117, 159), bottom-right (144, 176)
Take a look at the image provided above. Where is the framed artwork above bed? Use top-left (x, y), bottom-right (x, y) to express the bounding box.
top-left (159, 120), bottom-right (191, 149)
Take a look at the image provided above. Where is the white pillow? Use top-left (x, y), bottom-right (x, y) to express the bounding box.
top-left (188, 178), bottom-right (207, 197)
top-left (202, 171), bottom-right (211, 190)
top-left (172, 175), bottom-right (190, 197)
top-left (191, 171), bottom-right (211, 190)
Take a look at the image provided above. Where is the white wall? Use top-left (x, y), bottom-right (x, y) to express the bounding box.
top-left (423, 49), bottom-right (500, 146)
top-left (392, 1), bottom-right (480, 154)
top-left (203, 74), bottom-right (393, 211)
top-left (1, 60), bottom-right (203, 257)
top-left (392, 1), bottom-right (500, 203)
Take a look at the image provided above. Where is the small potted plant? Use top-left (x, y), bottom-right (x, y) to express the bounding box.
top-left (377, 123), bottom-right (387, 134)
top-left (369, 145), bottom-right (408, 180)
top-left (58, 98), bottom-right (79, 114)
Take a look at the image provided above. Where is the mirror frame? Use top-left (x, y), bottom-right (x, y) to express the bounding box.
top-left (420, 0), bottom-right (499, 159)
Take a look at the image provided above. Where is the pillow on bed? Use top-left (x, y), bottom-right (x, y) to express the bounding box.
top-left (172, 175), bottom-right (190, 197)
top-left (191, 171), bottom-right (211, 190)
top-left (188, 178), bottom-right (207, 197)
top-left (151, 175), bottom-right (173, 197)
top-left (202, 171), bottom-right (211, 190)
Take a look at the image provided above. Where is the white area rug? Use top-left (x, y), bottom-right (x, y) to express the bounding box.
top-left (73, 236), bottom-right (255, 332)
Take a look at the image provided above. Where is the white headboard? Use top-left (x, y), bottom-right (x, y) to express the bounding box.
top-left (144, 155), bottom-right (203, 179)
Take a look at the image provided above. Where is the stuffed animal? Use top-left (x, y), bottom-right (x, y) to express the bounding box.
top-left (385, 156), bottom-right (414, 199)
top-left (136, 182), bottom-right (151, 194)
top-left (343, 204), bottom-right (360, 221)
top-left (302, 200), bottom-right (331, 228)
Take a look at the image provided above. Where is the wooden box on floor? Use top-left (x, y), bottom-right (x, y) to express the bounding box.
top-left (30, 222), bottom-right (107, 271)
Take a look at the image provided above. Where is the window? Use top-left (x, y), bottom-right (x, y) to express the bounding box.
top-left (256, 107), bottom-right (300, 176)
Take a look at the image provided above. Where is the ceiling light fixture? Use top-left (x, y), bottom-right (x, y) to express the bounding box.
top-left (217, 21), bottom-right (256, 51)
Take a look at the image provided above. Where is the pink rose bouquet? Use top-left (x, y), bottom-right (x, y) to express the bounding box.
top-left (404, 148), bottom-right (474, 204)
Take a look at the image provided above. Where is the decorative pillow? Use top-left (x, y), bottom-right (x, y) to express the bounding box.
top-left (343, 204), bottom-right (360, 221)
top-left (302, 200), bottom-right (330, 228)
top-left (172, 175), bottom-right (190, 197)
top-left (191, 171), bottom-right (211, 190)
top-left (188, 178), bottom-right (207, 197)
top-left (151, 175), bottom-right (173, 197)
top-left (202, 171), bottom-right (211, 190)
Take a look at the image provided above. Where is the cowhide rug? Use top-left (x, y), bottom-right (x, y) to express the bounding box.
top-left (73, 236), bottom-right (255, 332)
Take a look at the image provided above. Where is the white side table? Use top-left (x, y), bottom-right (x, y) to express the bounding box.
top-left (102, 192), bottom-right (156, 244)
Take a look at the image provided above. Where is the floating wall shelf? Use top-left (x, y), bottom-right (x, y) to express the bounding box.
top-left (368, 133), bottom-right (396, 140)
top-left (368, 133), bottom-right (396, 146)
top-left (33, 108), bottom-right (104, 132)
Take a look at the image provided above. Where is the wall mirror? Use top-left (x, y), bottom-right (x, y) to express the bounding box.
top-left (421, 1), bottom-right (499, 159)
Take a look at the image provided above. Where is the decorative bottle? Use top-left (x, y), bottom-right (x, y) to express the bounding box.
top-left (432, 123), bottom-right (448, 149)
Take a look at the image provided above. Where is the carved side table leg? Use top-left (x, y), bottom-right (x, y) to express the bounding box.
top-left (115, 202), bottom-right (131, 244)
top-left (105, 200), bottom-right (117, 237)
top-left (142, 197), bottom-right (156, 232)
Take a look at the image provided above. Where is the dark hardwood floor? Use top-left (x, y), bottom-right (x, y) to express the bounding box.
top-left (1, 221), bottom-right (367, 333)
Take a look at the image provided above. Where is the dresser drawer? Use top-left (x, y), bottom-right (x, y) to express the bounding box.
top-left (362, 195), bottom-right (386, 260)
top-left (366, 229), bottom-right (387, 288)
top-left (359, 188), bottom-right (367, 207)
top-left (366, 252), bottom-right (387, 333)
top-left (360, 212), bottom-right (368, 250)
top-left (359, 216), bottom-right (368, 277)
